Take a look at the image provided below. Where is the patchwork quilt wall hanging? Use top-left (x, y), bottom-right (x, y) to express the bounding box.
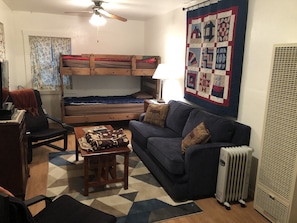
top-left (184, 0), bottom-right (248, 118)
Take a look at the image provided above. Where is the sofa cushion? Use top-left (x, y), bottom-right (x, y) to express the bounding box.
top-left (182, 109), bottom-right (204, 138)
top-left (129, 120), bottom-right (179, 150)
top-left (147, 137), bottom-right (185, 175)
top-left (183, 109), bottom-right (235, 143)
top-left (207, 117), bottom-right (235, 142)
top-left (181, 122), bottom-right (211, 154)
top-left (165, 100), bottom-right (193, 135)
top-left (144, 104), bottom-right (169, 127)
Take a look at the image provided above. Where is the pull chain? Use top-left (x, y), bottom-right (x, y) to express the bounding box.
top-left (97, 26), bottom-right (100, 43)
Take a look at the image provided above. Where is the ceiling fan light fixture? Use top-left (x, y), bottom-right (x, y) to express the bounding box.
top-left (89, 13), bottom-right (107, 26)
top-left (97, 8), bottom-right (108, 16)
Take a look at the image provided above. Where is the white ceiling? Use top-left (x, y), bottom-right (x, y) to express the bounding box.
top-left (3, 0), bottom-right (196, 21)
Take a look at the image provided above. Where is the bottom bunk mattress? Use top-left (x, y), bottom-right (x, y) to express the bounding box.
top-left (62, 95), bottom-right (146, 123)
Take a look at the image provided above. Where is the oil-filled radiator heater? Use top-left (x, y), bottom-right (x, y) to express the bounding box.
top-left (215, 146), bottom-right (253, 209)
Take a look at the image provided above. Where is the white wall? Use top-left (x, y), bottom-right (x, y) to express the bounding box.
top-left (239, 0), bottom-right (297, 158)
top-left (144, 9), bottom-right (186, 102)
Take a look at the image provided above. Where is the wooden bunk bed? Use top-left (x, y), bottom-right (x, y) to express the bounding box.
top-left (60, 54), bottom-right (161, 124)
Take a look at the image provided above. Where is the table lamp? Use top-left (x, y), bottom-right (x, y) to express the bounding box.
top-left (152, 64), bottom-right (171, 103)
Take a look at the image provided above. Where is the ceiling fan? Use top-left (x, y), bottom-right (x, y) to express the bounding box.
top-left (65, 0), bottom-right (127, 22)
top-left (91, 0), bottom-right (127, 22)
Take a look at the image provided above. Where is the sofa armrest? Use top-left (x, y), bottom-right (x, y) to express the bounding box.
top-left (184, 142), bottom-right (235, 198)
top-left (232, 122), bottom-right (251, 145)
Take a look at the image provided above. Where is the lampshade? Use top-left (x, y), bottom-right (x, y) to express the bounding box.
top-left (152, 64), bottom-right (170, 80)
top-left (153, 63), bottom-right (184, 80)
top-left (89, 13), bottom-right (107, 26)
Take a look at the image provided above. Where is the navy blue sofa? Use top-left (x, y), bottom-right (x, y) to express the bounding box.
top-left (129, 100), bottom-right (251, 201)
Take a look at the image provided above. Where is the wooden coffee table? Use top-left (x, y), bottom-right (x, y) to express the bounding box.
top-left (74, 125), bottom-right (130, 196)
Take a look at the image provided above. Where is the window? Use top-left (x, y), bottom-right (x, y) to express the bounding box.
top-left (29, 36), bottom-right (71, 90)
top-left (0, 23), bottom-right (5, 61)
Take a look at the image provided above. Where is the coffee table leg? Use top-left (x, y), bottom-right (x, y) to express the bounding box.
top-left (124, 153), bottom-right (129, 189)
top-left (84, 157), bottom-right (89, 196)
top-left (75, 139), bottom-right (79, 161)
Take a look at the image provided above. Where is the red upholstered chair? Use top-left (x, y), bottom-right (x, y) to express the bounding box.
top-left (0, 192), bottom-right (116, 223)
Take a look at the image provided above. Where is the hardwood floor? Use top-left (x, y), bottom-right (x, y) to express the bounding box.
top-left (25, 128), bottom-right (270, 223)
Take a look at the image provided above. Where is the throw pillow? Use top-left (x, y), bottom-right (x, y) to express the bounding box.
top-left (144, 104), bottom-right (169, 127)
top-left (181, 122), bottom-right (211, 154)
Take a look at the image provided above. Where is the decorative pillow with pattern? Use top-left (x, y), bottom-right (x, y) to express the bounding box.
top-left (144, 104), bottom-right (169, 127)
top-left (181, 122), bottom-right (211, 154)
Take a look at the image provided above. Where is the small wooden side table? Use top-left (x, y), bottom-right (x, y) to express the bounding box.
top-left (74, 125), bottom-right (130, 196)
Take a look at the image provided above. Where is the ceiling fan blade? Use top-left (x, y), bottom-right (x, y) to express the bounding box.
top-left (64, 11), bottom-right (92, 14)
top-left (98, 9), bottom-right (127, 22)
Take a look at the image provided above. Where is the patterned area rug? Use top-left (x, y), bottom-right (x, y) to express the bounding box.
top-left (46, 151), bottom-right (202, 223)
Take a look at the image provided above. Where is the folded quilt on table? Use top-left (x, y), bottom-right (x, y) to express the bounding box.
top-left (79, 127), bottom-right (129, 151)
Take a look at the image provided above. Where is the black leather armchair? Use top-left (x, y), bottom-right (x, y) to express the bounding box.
top-left (0, 192), bottom-right (116, 223)
top-left (10, 89), bottom-right (73, 163)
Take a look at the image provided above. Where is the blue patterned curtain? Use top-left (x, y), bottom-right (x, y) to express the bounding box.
top-left (29, 36), bottom-right (71, 90)
top-left (184, 0), bottom-right (248, 118)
